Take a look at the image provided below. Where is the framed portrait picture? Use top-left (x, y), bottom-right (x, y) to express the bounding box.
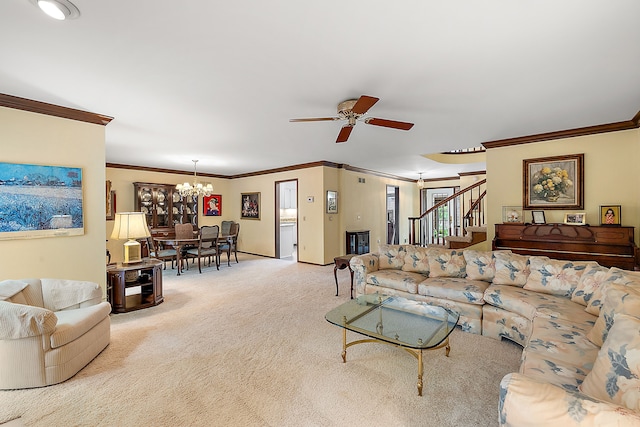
top-left (523, 153), bottom-right (584, 210)
top-left (531, 210), bottom-right (546, 224)
top-left (241, 192), bottom-right (260, 220)
top-left (600, 205), bottom-right (621, 226)
top-left (564, 213), bottom-right (587, 225)
top-left (326, 190), bottom-right (338, 214)
top-left (203, 194), bottom-right (222, 216)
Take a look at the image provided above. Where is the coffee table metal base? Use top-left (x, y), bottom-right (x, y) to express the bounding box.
top-left (340, 328), bottom-right (451, 396)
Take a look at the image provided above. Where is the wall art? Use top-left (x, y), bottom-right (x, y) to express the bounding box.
top-left (0, 162), bottom-right (84, 239)
top-left (203, 194), bottom-right (222, 216)
top-left (523, 153), bottom-right (583, 210)
top-left (241, 192), bottom-right (260, 220)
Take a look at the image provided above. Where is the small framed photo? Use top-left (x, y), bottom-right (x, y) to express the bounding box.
top-left (326, 190), bottom-right (338, 214)
top-left (564, 212), bottom-right (586, 225)
top-left (241, 192), bottom-right (260, 220)
top-left (531, 210), bottom-right (546, 224)
top-left (600, 205), bottom-right (621, 226)
top-left (502, 206), bottom-right (523, 223)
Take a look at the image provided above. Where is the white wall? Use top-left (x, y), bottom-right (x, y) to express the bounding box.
top-left (0, 106), bottom-right (107, 288)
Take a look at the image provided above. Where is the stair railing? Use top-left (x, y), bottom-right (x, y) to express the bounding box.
top-left (409, 179), bottom-right (486, 246)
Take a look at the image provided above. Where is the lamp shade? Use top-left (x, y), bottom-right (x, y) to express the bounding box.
top-left (111, 212), bottom-right (151, 240)
top-left (110, 212), bottom-right (151, 264)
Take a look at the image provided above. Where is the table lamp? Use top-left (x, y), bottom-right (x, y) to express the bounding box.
top-left (110, 212), bottom-right (151, 264)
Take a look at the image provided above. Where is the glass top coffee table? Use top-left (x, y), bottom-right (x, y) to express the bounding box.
top-left (325, 294), bottom-right (459, 396)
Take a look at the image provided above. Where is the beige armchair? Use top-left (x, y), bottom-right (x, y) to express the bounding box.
top-left (0, 278), bottom-right (111, 389)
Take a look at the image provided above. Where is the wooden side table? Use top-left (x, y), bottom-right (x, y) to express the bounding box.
top-left (107, 258), bottom-right (163, 313)
top-left (333, 254), bottom-right (357, 299)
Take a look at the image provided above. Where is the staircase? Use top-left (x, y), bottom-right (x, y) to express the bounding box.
top-left (409, 179), bottom-right (487, 249)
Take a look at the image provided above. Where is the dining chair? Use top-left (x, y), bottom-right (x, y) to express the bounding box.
top-left (174, 223), bottom-right (196, 270)
top-left (221, 220), bottom-right (234, 236)
top-left (144, 237), bottom-right (177, 270)
top-left (184, 225), bottom-right (220, 273)
top-left (218, 222), bottom-right (239, 266)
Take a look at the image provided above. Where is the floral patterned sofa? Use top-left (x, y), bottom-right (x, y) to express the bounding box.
top-left (350, 245), bottom-right (640, 426)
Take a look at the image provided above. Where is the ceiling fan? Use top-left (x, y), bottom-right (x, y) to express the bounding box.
top-left (290, 95), bottom-right (414, 143)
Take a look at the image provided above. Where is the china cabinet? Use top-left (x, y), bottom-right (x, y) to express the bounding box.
top-left (133, 182), bottom-right (198, 237)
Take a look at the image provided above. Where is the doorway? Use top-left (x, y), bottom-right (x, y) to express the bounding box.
top-left (386, 185), bottom-right (399, 244)
top-left (275, 179), bottom-right (298, 260)
top-left (420, 187), bottom-right (457, 245)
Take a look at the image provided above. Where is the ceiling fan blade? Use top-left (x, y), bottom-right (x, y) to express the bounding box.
top-left (365, 117), bottom-right (414, 131)
top-left (351, 95), bottom-right (379, 115)
top-left (336, 125), bottom-right (354, 143)
top-left (289, 117), bottom-right (340, 122)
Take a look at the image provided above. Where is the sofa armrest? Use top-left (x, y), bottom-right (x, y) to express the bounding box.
top-left (0, 301), bottom-right (58, 339)
top-left (499, 373), bottom-right (640, 426)
top-left (41, 279), bottom-right (103, 311)
top-left (350, 253), bottom-right (379, 296)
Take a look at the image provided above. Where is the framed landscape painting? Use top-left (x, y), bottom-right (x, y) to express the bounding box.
top-left (241, 192), bottom-right (260, 220)
top-left (523, 153), bottom-right (584, 210)
top-left (0, 162), bottom-right (84, 239)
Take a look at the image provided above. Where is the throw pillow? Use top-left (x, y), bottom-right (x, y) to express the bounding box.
top-left (463, 250), bottom-right (505, 282)
top-left (492, 252), bottom-right (530, 287)
top-left (580, 314), bottom-right (640, 412)
top-left (523, 257), bottom-right (594, 297)
top-left (585, 268), bottom-right (640, 316)
top-left (377, 244), bottom-right (406, 270)
top-left (571, 264), bottom-right (610, 307)
top-left (587, 284), bottom-right (640, 347)
top-left (426, 248), bottom-right (466, 278)
top-left (402, 245), bottom-right (430, 274)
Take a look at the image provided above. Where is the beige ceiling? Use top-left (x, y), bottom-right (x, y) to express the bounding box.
top-left (1, 1), bottom-right (639, 180)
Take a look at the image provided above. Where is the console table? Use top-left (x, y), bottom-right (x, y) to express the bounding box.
top-left (493, 223), bottom-right (639, 270)
top-left (107, 258), bottom-right (164, 313)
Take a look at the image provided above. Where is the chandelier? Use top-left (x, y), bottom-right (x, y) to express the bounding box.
top-left (176, 160), bottom-right (213, 197)
top-left (417, 172), bottom-right (424, 189)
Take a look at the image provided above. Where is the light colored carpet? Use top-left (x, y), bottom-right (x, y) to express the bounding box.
top-left (0, 254), bottom-right (522, 426)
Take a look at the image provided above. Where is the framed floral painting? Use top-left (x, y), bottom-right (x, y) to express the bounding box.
top-left (523, 154), bottom-right (584, 210)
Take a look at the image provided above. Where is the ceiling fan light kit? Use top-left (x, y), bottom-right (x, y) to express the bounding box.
top-left (290, 95), bottom-right (414, 143)
top-left (30, 0), bottom-right (80, 20)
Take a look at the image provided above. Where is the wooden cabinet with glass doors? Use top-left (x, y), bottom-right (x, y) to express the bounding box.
top-left (133, 182), bottom-right (198, 238)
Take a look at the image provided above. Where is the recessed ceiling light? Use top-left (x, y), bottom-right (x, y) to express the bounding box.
top-left (29, 0), bottom-right (80, 20)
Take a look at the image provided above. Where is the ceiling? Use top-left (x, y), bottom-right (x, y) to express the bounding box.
top-left (1, 1), bottom-right (639, 180)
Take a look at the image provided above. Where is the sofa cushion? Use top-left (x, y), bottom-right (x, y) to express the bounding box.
top-left (366, 270), bottom-right (424, 294)
top-left (402, 245), bottom-right (430, 274)
top-left (426, 248), bottom-right (466, 278)
top-left (571, 264), bottom-right (610, 307)
top-left (418, 277), bottom-right (489, 305)
top-left (585, 267), bottom-right (640, 315)
top-left (492, 252), bottom-right (530, 287)
top-left (463, 250), bottom-right (504, 282)
top-left (377, 244), bottom-right (406, 270)
top-left (523, 257), bottom-right (594, 297)
top-left (587, 284), bottom-right (640, 347)
top-left (484, 285), bottom-right (596, 325)
top-left (525, 317), bottom-right (600, 375)
top-left (580, 314), bottom-right (640, 412)
top-left (50, 302), bottom-right (112, 348)
top-left (0, 301), bottom-right (58, 339)
top-left (519, 351), bottom-right (589, 392)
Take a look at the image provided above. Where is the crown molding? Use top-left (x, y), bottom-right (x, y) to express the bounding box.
top-left (482, 111), bottom-right (640, 149)
top-left (0, 93), bottom-right (113, 125)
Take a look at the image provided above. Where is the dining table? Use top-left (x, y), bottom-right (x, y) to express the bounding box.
top-left (153, 237), bottom-right (200, 276)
